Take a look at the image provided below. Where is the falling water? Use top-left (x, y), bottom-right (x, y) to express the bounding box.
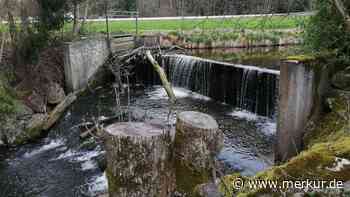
top-left (138, 54), bottom-right (279, 118)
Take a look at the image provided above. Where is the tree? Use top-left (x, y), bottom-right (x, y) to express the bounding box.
top-left (332, 0), bottom-right (350, 30)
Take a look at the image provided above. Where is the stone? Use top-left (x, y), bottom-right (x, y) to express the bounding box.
top-left (44, 92), bottom-right (77, 130)
top-left (327, 92), bottom-right (350, 120)
top-left (332, 68), bottom-right (350, 91)
top-left (0, 101), bottom-right (34, 145)
top-left (14, 113), bottom-right (48, 144)
top-left (25, 91), bottom-right (46, 113)
top-left (47, 82), bottom-right (66, 104)
top-left (26, 114), bottom-right (48, 132)
top-left (194, 183), bottom-right (220, 197)
top-left (344, 181), bottom-right (350, 193)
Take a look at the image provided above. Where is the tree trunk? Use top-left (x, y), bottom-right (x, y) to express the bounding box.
top-left (104, 122), bottom-right (175, 197)
top-left (80, 0), bottom-right (90, 34)
top-left (174, 111), bottom-right (224, 196)
top-left (332, 0), bottom-right (350, 30)
top-left (72, 1), bottom-right (80, 36)
top-left (6, 11), bottom-right (16, 43)
top-left (0, 31), bottom-right (6, 64)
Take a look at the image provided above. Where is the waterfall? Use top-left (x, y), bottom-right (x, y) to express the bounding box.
top-left (138, 54), bottom-right (279, 118)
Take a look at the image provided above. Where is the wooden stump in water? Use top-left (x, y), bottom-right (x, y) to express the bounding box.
top-left (104, 122), bottom-right (175, 197)
top-left (174, 111), bottom-right (224, 195)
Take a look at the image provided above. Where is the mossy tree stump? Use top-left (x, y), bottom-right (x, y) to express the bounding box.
top-left (174, 111), bottom-right (224, 196)
top-left (104, 122), bottom-right (175, 197)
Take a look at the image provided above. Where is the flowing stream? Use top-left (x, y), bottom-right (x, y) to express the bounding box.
top-left (0, 49), bottom-right (280, 197)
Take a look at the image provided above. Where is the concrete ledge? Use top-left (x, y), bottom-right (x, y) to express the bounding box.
top-left (64, 38), bottom-right (110, 92)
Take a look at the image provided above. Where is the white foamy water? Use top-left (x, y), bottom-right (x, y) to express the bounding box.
top-left (229, 110), bottom-right (258, 121)
top-left (81, 160), bottom-right (98, 171)
top-left (87, 172), bottom-right (108, 196)
top-left (53, 149), bottom-right (104, 171)
top-left (75, 150), bottom-right (103, 162)
top-left (149, 86), bottom-right (211, 101)
top-left (257, 121), bottom-right (277, 136)
top-left (229, 109), bottom-right (276, 136)
top-left (24, 139), bottom-right (65, 158)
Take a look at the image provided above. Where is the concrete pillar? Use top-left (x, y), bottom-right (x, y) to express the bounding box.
top-left (276, 59), bottom-right (327, 162)
top-left (63, 38), bottom-right (110, 92)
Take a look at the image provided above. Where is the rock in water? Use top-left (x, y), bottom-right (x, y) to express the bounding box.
top-left (47, 82), bottom-right (66, 105)
top-left (194, 183), bottom-right (221, 197)
top-left (25, 91), bottom-right (46, 113)
top-left (43, 92), bottom-right (77, 130)
top-left (332, 68), bottom-right (350, 91)
top-left (104, 122), bottom-right (175, 197)
top-left (174, 111), bottom-right (224, 196)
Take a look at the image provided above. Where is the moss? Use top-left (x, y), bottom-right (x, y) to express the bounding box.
top-left (14, 125), bottom-right (44, 145)
top-left (14, 114), bottom-right (47, 145)
top-left (220, 92), bottom-right (350, 197)
top-left (220, 138), bottom-right (350, 196)
top-left (175, 159), bottom-right (211, 196)
top-left (174, 127), bottom-right (212, 196)
top-left (0, 75), bottom-right (17, 115)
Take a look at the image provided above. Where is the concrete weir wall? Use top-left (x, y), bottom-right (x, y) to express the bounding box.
top-left (64, 38), bottom-right (110, 92)
top-left (276, 60), bottom-right (328, 162)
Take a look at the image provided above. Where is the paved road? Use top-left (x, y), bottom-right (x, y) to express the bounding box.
top-left (86, 12), bottom-right (314, 22)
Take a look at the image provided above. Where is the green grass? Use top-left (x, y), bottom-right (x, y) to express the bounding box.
top-left (71, 15), bottom-right (309, 34)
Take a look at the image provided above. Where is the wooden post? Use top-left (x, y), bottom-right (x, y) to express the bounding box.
top-left (174, 111), bottom-right (224, 196)
top-left (105, 0), bottom-right (111, 54)
top-left (104, 122), bottom-right (175, 197)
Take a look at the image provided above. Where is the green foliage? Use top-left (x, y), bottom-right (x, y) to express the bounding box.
top-left (16, 0), bottom-right (68, 63)
top-left (36, 0), bottom-right (68, 35)
top-left (304, 0), bottom-right (350, 60)
top-left (0, 75), bottom-right (16, 115)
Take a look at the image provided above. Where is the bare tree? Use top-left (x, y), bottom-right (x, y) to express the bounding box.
top-left (332, 0), bottom-right (350, 30)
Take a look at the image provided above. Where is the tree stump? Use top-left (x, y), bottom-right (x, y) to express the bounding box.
top-left (174, 111), bottom-right (224, 195)
top-left (104, 122), bottom-right (175, 197)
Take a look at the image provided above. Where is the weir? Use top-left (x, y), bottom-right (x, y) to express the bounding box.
top-left (137, 54), bottom-right (280, 118)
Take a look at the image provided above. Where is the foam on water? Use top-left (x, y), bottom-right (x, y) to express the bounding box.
top-left (148, 86), bottom-right (211, 101)
top-left (87, 172), bottom-right (108, 196)
top-left (229, 109), bottom-right (277, 136)
top-left (257, 121), bottom-right (277, 136)
top-left (53, 148), bottom-right (104, 171)
top-left (23, 139), bottom-right (65, 158)
top-left (75, 150), bottom-right (103, 162)
top-left (229, 110), bottom-right (258, 121)
top-left (81, 160), bottom-right (98, 171)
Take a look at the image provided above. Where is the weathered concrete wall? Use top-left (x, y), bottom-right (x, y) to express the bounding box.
top-left (276, 60), bottom-right (329, 162)
top-left (64, 38), bottom-right (109, 92)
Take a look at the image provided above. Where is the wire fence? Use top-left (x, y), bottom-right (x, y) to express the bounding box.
top-left (60, 0), bottom-right (312, 39)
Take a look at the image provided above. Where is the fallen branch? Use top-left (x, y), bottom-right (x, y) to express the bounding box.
top-left (43, 92), bottom-right (78, 130)
top-left (145, 50), bottom-right (176, 103)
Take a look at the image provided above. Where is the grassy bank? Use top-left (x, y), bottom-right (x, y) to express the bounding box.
top-left (67, 15), bottom-right (309, 34)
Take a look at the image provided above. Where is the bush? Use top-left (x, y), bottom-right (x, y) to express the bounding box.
top-left (0, 76), bottom-right (16, 115)
top-left (304, 0), bottom-right (350, 60)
